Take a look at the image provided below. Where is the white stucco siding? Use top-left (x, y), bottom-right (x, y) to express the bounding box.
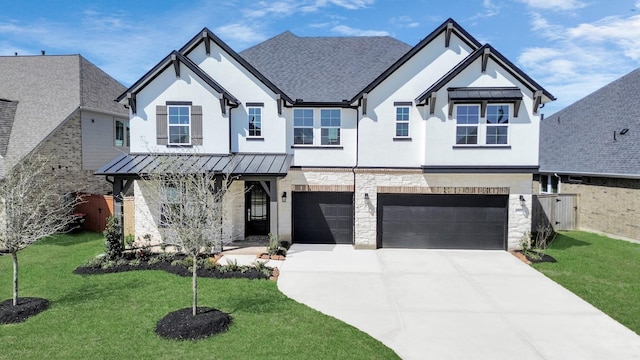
top-left (424, 57), bottom-right (540, 167)
top-left (358, 33), bottom-right (475, 167)
top-left (130, 63), bottom-right (229, 154)
top-left (188, 42), bottom-right (286, 154)
top-left (287, 107), bottom-right (358, 167)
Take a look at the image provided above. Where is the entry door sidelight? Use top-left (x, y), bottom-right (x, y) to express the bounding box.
top-left (245, 182), bottom-right (270, 236)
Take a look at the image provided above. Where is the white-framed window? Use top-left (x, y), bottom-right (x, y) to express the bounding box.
top-left (160, 183), bottom-right (181, 226)
top-left (455, 104), bottom-right (510, 146)
top-left (486, 105), bottom-right (509, 145)
top-left (320, 109), bottom-right (341, 145)
top-left (293, 109), bottom-right (314, 145)
top-left (455, 105), bottom-right (479, 145)
top-left (114, 118), bottom-right (130, 147)
top-left (248, 107), bottom-right (262, 137)
top-left (395, 106), bottom-right (410, 137)
top-left (540, 174), bottom-right (560, 194)
top-left (168, 105), bottom-right (191, 145)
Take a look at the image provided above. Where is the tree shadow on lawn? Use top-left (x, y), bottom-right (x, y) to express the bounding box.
top-left (35, 231), bottom-right (104, 247)
top-left (549, 232), bottom-right (590, 250)
top-left (54, 277), bottom-right (145, 307)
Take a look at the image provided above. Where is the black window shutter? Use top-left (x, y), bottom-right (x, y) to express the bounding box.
top-left (156, 105), bottom-right (168, 145)
top-left (191, 105), bottom-right (203, 145)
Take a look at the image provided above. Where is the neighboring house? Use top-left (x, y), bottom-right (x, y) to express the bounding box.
top-left (0, 54), bottom-right (129, 195)
top-left (537, 67), bottom-right (640, 242)
top-left (97, 18), bottom-right (554, 250)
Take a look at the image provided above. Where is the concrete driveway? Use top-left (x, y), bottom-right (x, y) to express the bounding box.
top-left (277, 244), bottom-right (640, 360)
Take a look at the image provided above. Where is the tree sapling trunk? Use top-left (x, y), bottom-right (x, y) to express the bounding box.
top-left (12, 252), bottom-right (18, 306)
top-left (192, 254), bottom-right (198, 316)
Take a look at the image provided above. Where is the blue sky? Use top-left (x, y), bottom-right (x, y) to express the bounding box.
top-left (2, 0), bottom-right (640, 116)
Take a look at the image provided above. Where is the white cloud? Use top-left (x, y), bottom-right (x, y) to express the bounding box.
top-left (518, 0), bottom-right (587, 11)
top-left (331, 25), bottom-right (388, 36)
top-left (390, 16), bottom-right (420, 29)
top-left (518, 12), bottom-right (640, 115)
top-left (214, 24), bottom-right (269, 45)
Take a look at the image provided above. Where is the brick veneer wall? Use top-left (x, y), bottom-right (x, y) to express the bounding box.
top-left (562, 178), bottom-right (640, 241)
top-left (32, 112), bottom-right (111, 195)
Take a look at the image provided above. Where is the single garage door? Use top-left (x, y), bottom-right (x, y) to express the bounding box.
top-left (293, 192), bottom-right (353, 244)
top-left (378, 194), bottom-right (508, 250)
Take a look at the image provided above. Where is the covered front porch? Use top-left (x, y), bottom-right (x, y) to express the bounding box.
top-left (95, 153), bottom-right (293, 247)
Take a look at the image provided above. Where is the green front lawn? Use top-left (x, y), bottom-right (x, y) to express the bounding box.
top-left (0, 232), bottom-right (398, 359)
top-left (533, 231), bottom-right (640, 334)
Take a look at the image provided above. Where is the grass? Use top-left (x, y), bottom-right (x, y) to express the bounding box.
top-left (532, 231), bottom-right (640, 334)
top-left (0, 232), bottom-right (399, 359)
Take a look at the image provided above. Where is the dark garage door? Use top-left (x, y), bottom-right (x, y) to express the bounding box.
top-left (378, 194), bottom-right (508, 250)
top-left (293, 192), bottom-right (353, 244)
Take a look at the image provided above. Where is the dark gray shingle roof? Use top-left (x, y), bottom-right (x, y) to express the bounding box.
top-left (240, 31), bottom-right (411, 103)
top-left (0, 99), bottom-right (18, 156)
top-left (539, 67), bottom-right (640, 177)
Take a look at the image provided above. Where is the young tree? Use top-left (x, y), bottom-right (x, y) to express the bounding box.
top-left (140, 155), bottom-right (235, 316)
top-left (0, 155), bottom-right (81, 306)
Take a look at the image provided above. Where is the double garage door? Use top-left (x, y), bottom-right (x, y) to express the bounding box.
top-left (292, 192), bottom-right (508, 250)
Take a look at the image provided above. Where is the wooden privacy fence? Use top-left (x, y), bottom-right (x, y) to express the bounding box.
top-left (74, 194), bottom-right (134, 235)
top-left (532, 194), bottom-right (578, 231)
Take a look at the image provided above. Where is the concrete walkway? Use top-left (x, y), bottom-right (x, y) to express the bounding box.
top-left (277, 244), bottom-right (640, 360)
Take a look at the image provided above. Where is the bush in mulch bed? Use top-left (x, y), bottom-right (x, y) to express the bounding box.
top-left (515, 250), bottom-right (557, 264)
top-left (155, 307), bottom-right (232, 340)
top-left (73, 253), bottom-right (272, 280)
top-left (0, 297), bottom-right (50, 324)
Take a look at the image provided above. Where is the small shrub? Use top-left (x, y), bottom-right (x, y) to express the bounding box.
top-left (223, 258), bottom-right (240, 272)
top-left (253, 260), bottom-right (272, 276)
top-left (170, 259), bottom-right (183, 267)
top-left (124, 234), bottom-right (136, 249)
top-left (135, 247), bottom-right (151, 261)
top-left (267, 233), bottom-right (288, 256)
top-left (84, 256), bottom-right (104, 268)
top-left (130, 259), bottom-right (142, 267)
top-left (157, 252), bottom-right (176, 262)
top-left (103, 216), bottom-right (123, 261)
top-left (148, 257), bottom-right (160, 265)
top-left (115, 258), bottom-right (129, 267)
top-left (101, 260), bottom-right (116, 270)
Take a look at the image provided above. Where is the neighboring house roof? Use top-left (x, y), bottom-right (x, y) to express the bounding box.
top-left (96, 153), bottom-right (293, 177)
top-left (0, 99), bottom-right (18, 156)
top-left (0, 55), bottom-right (127, 175)
top-left (240, 31), bottom-right (411, 103)
top-left (539, 67), bottom-right (640, 178)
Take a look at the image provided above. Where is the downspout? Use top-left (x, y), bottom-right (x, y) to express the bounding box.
top-left (352, 105), bottom-right (360, 247)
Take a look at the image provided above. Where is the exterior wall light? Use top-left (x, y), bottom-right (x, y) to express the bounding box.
top-left (364, 193), bottom-right (369, 200)
top-left (519, 195), bottom-right (525, 202)
top-left (281, 192), bottom-right (287, 203)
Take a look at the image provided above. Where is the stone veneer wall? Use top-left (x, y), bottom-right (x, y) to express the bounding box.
top-left (562, 178), bottom-right (640, 241)
top-left (278, 168), bottom-right (532, 250)
top-left (33, 112), bottom-right (111, 195)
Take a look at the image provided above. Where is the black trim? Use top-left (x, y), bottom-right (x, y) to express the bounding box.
top-left (291, 146), bottom-right (344, 149)
top-left (166, 101), bottom-right (193, 106)
top-left (246, 102), bottom-right (264, 107)
top-left (393, 137), bottom-right (412, 141)
top-left (246, 137), bottom-right (265, 141)
top-left (394, 101), bottom-right (413, 106)
top-left (351, 18), bottom-right (482, 103)
top-left (285, 101), bottom-right (357, 108)
top-left (422, 165), bottom-right (538, 173)
top-left (452, 145), bottom-right (511, 149)
top-left (416, 45), bottom-right (555, 103)
top-left (179, 28), bottom-right (294, 104)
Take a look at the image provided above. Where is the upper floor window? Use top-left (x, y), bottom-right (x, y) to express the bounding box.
top-left (455, 104), bottom-right (510, 146)
top-left (455, 105), bottom-right (479, 145)
top-left (486, 105), bottom-right (509, 145)
top-left (294, 109), bottom-right (314, 145)
top-left (114, 118), bottom-right (130, 147)
top-left (248, 107), bottom-right (262, 137)
top-left (168, 105), bottom-right (191, 145)
top-left (320, 109), bottom-right (341, 145)
top-left (395, 106), bottom-right (410, 137)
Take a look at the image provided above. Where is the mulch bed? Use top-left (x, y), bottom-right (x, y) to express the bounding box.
top-left (155, 307), bottom-right (232, 340)
top-left (73, 256), bottom-right (270, 280)
top-left (512, 250), bottom-right (557, 264)
top-left (0, 297), bottom-right (50, 324)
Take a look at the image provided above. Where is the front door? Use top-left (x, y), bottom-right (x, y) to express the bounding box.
top-left (245, 181), bottom-right (270, 236)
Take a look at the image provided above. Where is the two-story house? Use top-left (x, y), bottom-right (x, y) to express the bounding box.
top-left (97, 18), bottom-right (554, 250)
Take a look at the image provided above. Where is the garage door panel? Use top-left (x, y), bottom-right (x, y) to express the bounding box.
top-left (378, 194), bottom-right (508, 250)
top-left (293, 192), bottom-right (353, 244)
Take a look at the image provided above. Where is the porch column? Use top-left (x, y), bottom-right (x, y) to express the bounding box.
top-left (112, 178), bottom-right (125, 247)
top-left (269, 179), bottom-right (278, 237)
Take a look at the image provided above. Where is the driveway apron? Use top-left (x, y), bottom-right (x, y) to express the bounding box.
top-left (277, 244), bottom-right (640, 360)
